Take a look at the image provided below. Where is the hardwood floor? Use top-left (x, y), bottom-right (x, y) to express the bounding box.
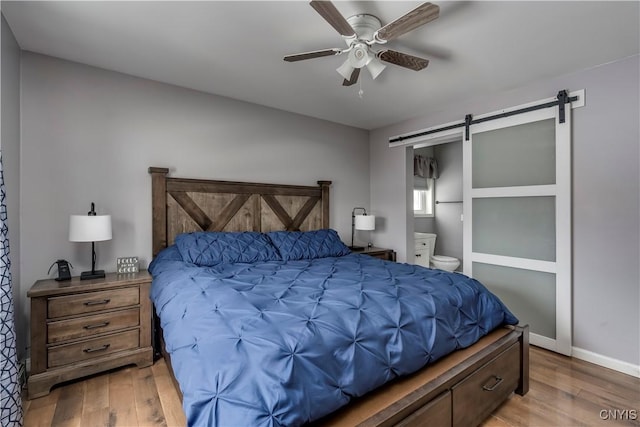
top-left (24, 347), bottom-right (639, 426)
top-left (23, 359), bottom-right (185, 427)
top-left (482, 348), bottom-right (639, 427)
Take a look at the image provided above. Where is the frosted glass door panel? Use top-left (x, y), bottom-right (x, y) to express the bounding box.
top-left (472, 119), bottom-right (555, 188)
top-left (473, 197), bottom-right (556, 261)
top-left (473, 262), bottom-right (556, 339)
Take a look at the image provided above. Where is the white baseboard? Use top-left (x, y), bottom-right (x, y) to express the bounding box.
top-left (528, 334), bottom-right (639, 377)
top-left (530, 333), bottom-right (558, 352)
top-left (571, 347), bottom-right (640, 378)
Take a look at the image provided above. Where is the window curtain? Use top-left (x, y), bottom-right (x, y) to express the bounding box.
top-left (414, 155), bottom-right (439, 189)
top-left (0, 153), bottom-right (23, 427)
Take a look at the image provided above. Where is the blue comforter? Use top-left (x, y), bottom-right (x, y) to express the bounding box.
top-left (150, 251), bottom-right (517, 426)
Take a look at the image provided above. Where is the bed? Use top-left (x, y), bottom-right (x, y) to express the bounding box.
top-left (148, 167), bottom-right (529, 427)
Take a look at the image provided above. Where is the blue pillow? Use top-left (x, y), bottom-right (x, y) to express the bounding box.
top-left (175, 232), bottom-right (281, 266)
top-left (149, 245), bottom-right (183, 274)
top-left (267, 229), bottom-right (351, 261)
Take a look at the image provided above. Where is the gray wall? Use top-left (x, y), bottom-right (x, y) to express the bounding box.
top-left (370, 55), bottom-right (640, 366)
top-left (1, 14), bottom-right (22, 357)
top-left (19, 52), bottom-right (370, 356)
top-left (433, 141), bottom-right (463, 264)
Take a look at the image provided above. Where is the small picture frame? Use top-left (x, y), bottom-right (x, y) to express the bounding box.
top-left (117, 257), bottom-right (139, 274)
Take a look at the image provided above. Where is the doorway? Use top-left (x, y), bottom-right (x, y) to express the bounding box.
top-left (412, 141), bottom-right (463, 270)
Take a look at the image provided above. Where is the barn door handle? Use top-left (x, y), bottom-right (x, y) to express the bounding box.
top-left (482, 375), bottom-right (503, 391)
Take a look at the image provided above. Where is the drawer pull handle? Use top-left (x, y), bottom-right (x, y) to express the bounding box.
top-left (84, 299), bottom-right (111, 306)
top-left (83, 321), bottom-right (110, 330)
top-left (482, 375), bottom-right (503, 391)
top-left (83, 344), bottom-right (110, 353)
top-left (416, 254), bottom-right (422, 257)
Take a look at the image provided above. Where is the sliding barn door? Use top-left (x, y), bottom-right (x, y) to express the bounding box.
top-left (463, 107), bottom-right (572, 355)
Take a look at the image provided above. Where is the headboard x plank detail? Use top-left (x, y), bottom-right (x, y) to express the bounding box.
top-left (149, 167), bottom-right (331, 256)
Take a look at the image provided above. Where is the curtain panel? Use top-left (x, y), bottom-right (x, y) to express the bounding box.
top-left (0, 152), bottom-right (23, 426)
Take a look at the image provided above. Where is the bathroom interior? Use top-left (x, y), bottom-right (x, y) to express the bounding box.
top-left (413, 140), bottom-right (463, 272)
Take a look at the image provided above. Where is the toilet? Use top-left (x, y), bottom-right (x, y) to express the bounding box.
top-left (414, 232), bottom-right (460, 272)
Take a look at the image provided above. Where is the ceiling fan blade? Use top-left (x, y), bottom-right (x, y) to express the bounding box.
top-left (310, 1), bottom-right (356, 38)
top-left (377, 50), bottom-right (429, 71)
top-left (375, 2), bottom-right (439, 42)
top-left (343, 68), bottom-right (360, 86)
top-left (284, 48), bottom-right (341, 62)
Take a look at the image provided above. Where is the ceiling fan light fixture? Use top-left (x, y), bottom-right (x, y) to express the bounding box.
top-left (285, 1), bottom-right (439, 87)
top-left (336, 59), bottom-right (355, 80)
top-left (348, 43), bottom-right (369, 68)
top-left (366, 57), bottom-right (386, 80)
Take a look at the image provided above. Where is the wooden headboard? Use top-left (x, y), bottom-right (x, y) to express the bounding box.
top-left (149, 167), bottom-right (331, 256)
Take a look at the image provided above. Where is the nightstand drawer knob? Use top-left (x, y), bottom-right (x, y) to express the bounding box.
top-left (84, 299), bottom-right (111, 306)
top-left (416, 254), bottom-right (422, 257)
top-left (83, 321), bottom-right (110, 330)
top-left (83, 344), bottom-right (110, 353)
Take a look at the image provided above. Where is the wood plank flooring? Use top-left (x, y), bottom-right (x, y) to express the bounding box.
top-left (24, 347), bottom-right (639, 426)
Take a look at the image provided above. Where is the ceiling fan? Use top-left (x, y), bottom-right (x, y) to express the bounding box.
top-left (284, 1), bottom-right (439, 86)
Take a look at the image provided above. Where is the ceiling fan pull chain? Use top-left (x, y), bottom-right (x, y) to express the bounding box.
top-left (358, 78), bottom-right (364, 98)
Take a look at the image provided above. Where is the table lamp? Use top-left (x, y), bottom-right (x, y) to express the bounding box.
top-left (350, 207), bottom-right (375, 250)
top-left (69, 202), bottom-right (112, 280)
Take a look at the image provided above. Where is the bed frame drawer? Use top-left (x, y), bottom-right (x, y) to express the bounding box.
top-left (48, 287), bottom-right (139, 318)
top-left (452, 342), bottom-right (520, 427)
top-left (394, 391), bottom-right (451, 427)
top-left (47, 307), bottom-right (140, 344)
top-left (48, 329), bottom-right (140, 368)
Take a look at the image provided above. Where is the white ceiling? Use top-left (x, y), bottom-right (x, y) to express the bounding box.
top-left (3, 1), bottom-right (639, 130)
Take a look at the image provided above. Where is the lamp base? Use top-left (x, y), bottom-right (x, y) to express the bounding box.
top-left (80, 270), bottom-right (106, 280)
top-left (349, 246), bottom-right (365, 251)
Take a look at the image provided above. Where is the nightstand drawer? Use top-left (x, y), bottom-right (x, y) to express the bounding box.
top-left (48, 329), bottom-right (140, 368)
top-left (47, 307), bottom-right (140, 344)
top-left (48, 287), bottom-right (139, 318)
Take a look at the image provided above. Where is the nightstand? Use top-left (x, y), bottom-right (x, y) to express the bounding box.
top-left (352, 246), bottom-right (396, 261)
top-left (27, 271), bottom-right (153, 399)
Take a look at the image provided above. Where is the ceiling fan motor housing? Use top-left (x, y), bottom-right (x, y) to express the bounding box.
top-left (345, 14), bottom-right (382, 44)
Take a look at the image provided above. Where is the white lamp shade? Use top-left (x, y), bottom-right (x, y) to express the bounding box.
top-left (355, 214), bottom-right (376, 231)
top-left (366, 57), bottom-right (386, 80)
top-left (69, 215), bottom-right (112, 242)
top-left (336, 59), bottom-right (355, 80)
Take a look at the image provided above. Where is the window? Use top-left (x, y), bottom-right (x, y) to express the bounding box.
top-left (414, 179), bottom-right (434, 217)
